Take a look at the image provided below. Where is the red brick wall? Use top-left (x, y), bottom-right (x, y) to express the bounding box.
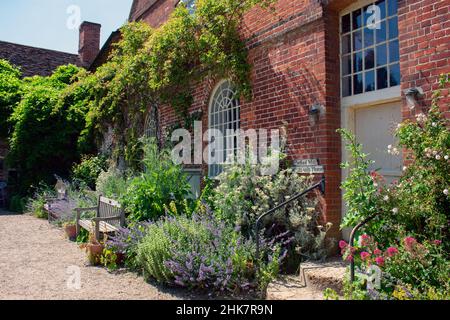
top-left (129, 0), bottom-right (450, 241)
top-left (153, 0), bottom-right (344, 239)
top-left (131, 0), bottom-right (178, 28)
top-left (398, 0), bottom-right (450, 119)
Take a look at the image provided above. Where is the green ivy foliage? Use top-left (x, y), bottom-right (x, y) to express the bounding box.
top-left (0, 59), bottom-right (22, 138)
top-left (8, 65), bottom-right (93, 193)
top-left (71, 154), bottom-right (108, 189)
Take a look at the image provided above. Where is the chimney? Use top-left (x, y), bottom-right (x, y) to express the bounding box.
top-left (78, 21), bottom-right (101, 67)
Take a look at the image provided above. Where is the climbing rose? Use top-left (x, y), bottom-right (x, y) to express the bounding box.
top-left (375, 256), bottom-right (385, 266)
top-left (433, 240), bottom-right (442, 245)
top-left (346, 255), bottom-right (354, 262)
top-left (360, 251), bottom-right (371, 261)
top-left (386, 247), bottom-right (399, 257)
top-left (374, 249), bottom-right (382, 256)
top-left (339, 240), bottom-right (348, 249)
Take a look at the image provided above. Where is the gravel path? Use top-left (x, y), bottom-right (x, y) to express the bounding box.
top-left (0, 211), bottom-right (182, 300)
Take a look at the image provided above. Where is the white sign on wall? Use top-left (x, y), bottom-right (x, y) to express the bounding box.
top-left (293, 159), bottom-right (324, 174)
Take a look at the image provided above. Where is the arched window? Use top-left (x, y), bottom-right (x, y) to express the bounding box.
top-left (208, 80), bottom-right (241, 177)
top-left (143, 108), bottom-right (158, 140)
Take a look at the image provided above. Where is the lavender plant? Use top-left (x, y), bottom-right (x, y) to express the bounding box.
top-left (106, 221), bottom-right (151, 270)
top-left (135, 212), bottom-right (288, 295)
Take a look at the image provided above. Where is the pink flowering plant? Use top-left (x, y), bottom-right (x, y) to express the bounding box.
top-left (337, 74), bottom-right (450, 299)
top-left (338, 234), bottom-right (449, 299)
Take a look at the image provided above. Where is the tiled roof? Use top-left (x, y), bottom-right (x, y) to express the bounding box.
top-left (0, 40), bottom-right (82, 77)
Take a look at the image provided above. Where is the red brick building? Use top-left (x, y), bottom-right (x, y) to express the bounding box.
top-left (114, 0), bottom-right (450, 240)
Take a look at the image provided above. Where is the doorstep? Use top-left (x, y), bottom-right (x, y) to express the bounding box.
top-left (266, 257), bottom-right (347, 300)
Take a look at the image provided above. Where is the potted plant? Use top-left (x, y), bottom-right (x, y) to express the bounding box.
top-left (84, 229), bottom-right (104, 265)
top-left (63, 220), bottom-right (77, 240)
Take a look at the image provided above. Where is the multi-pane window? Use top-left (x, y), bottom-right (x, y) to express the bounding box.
top-left (180, 0), bottom-right (196, 14)
top-left (341, 0), bottom-right (400, 98)
top-left (208, 80), bottom-right (241, 177)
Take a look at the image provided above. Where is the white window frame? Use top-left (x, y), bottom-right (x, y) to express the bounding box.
top-left (340, 0), bottom-right (401, 108)
top-left (208, 79), bottom-right (241, 178)
top-left (339, 0), bottom-right (402, 240)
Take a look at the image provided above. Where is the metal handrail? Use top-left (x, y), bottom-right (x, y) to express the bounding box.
top-left (254, 176), bottom-right (326, 276)
top-left (349, 213), bottom-right (379, 282)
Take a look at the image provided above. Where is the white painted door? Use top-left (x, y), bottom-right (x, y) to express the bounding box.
top-left (354, 102), bottom-right (402, 183)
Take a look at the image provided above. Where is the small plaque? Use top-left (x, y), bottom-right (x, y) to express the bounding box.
top-left (294, 159), bottom-right (319, 167)
top-left (293, 159), bottom-right (324, 174)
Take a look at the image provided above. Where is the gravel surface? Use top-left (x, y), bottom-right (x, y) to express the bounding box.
top-left (0, 211), bottom-right (187, 300)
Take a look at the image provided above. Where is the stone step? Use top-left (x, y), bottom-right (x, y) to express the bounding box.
top-left (266, 257), bottom-right (347, 300)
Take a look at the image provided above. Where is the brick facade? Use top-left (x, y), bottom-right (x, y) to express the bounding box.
top-left (125, 0), bottom-right (450, 241)
top-left (397, 0), bottom-right (450, 119)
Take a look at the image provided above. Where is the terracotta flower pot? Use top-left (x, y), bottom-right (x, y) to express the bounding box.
top-left (86, 242), bottom-right (104, 265)
top-left (64, 224), bottom-right (77, 239)
top-left (87, 243), bottom-right (104, 256)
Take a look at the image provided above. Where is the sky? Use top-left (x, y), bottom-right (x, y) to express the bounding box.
top-left (0, 0), bottom-right (134, 54)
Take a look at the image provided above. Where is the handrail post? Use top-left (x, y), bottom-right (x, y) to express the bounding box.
top-left (349, 214), bottom-right (379, 282)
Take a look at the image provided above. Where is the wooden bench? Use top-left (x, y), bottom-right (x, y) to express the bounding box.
top-left (75, 196), bottom-right (125, 241)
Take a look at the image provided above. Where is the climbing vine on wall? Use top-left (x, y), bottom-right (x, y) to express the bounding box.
top-left (74, 0), bottom-right (275, 169)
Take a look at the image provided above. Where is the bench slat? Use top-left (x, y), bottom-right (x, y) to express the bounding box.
top-left (79, 219), bottom-right (118, 234)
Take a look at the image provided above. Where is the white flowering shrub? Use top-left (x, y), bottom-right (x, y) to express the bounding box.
top-left (212, 158), bottom-right (332, 263)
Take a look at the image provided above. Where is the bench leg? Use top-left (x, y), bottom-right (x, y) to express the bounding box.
top-left (95, 220), bottom-right (100, 242)
top-left (75, 209), bottom-right (81, 236)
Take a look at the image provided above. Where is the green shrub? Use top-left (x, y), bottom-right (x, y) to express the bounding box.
top-left (72, 155), bottom-right (108, 190)
top-left (122, 139), bottom-right (190, 222)
top-left (8, 194), bottom-right (27, 213)
top-left (76, 228), bottom-right (89, 244)
top-left (29, 197), bottom-right (47, 219)
top-left (95, 165), bottom-right (129, 198)
top-left (136, 220), bottom-right (174, 283)
top-left (8, 65), bottom-right (93, 193)
top-left (0, 59), bottom-right (22, 138)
